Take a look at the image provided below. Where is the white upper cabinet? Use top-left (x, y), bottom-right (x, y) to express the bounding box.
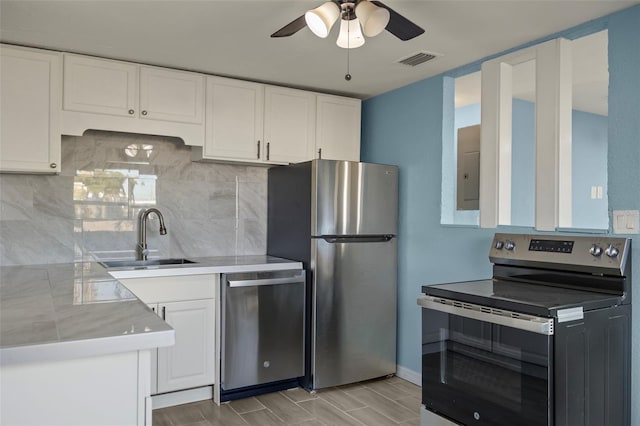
top-left (4, 46), bottom-right (362, 164)
top-left (61, 53), bottom-right (205, 146)
top-left (63, 54), bottom-right (138, 117)
top-left (315, 94), bottom-right (361, 162)
top-left (203, 76), bottom-right (264, 161)
top-left (197, 81), bottom-right (317, 165)
top-left (63, 54), bottom-right (204, 123)
top-left (0, 44), bottom-right (61, 174)
top-left (264, 86), bottom-right (316, 164)
top-left (139, 66), bottom-right (204, 124)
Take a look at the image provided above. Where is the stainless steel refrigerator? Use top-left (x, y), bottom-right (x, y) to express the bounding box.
top-left (267, 159), bottom-right (398, 390)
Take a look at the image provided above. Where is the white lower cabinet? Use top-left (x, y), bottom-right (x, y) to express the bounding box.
top-left (1, 351), bottom-right (151, 426)
top-left (147, 304), bottom-right (160, 394)
top-left (117, 274), bottom-right (216, 397)
top-left (155, 299), bottom-right (215, 393)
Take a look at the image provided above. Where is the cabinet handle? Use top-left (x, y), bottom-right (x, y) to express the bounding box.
top-left (318, 148), bottom-right (322, 159)
top-left (128, 109), bottom-right (135, 115)
top-left (267, 142), bottom-right (270, 161)
top-left (49, 162), bottom-right (57, 169)
top-left (257, 140), bottom-right (261, 159)
top-left (162, 306), bottom-right (166, 320)
top-left (141, 110), bottom-right (148, 116)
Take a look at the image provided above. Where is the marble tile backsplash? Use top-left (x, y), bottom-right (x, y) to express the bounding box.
top-left (0, 131), bottom-right (269, 266)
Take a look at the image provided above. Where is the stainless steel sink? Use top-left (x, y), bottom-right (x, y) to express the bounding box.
top-left (99, 258), bottom-right (197, 269)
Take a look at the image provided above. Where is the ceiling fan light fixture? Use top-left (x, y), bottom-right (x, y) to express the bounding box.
top-left (337, 17), bottom-right (365, 49)
top-left (305, 1), bottom-right (341, 38)
top-left (355, 0), bottom-right (390, 37)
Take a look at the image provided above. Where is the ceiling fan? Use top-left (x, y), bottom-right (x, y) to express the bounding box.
top-left (271, 0), bottom-right (425, 49)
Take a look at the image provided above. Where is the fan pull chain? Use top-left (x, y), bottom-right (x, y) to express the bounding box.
top-left (345, 47), bottom-right (351, 81)
top-left (345, 14), bottom-right (352, 81)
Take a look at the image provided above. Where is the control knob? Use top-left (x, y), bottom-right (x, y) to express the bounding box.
top-left (589, 244), bottom-right (603, 257)
top-left (605, 244), bottom-right (619, 258)
top-left (495, 240), bottom-right (504, 250)
top-left (504, 240), bottom-right (515, 251)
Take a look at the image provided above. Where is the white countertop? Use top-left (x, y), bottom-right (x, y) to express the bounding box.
top-left (0, 256), bottom-right (302, 366)
top-left (105, 255), bottom-right (303, 279)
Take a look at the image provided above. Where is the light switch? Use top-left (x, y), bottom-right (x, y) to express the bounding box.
top-left (591, 186), bottom-right (597, 199)
top-left (613, 210), bottom-right (639, 234)
top-left (597, 186), bottom-right (603, 199)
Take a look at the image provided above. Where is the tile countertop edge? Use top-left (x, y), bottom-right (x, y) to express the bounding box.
top-left (0, 328), bottom-right (175, 367)
top-left (106, 258), bottom-right (304, 279)
top-left (0, 257), bottom-right (302, 366)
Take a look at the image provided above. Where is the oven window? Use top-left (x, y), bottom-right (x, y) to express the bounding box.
top-left (422, 309), bottom-right (551, 426)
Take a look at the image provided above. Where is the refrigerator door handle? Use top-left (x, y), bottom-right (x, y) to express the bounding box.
top-left (320, 235), bottom-right (394, 243)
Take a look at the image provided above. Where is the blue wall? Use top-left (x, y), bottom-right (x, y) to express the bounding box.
top-left (511, 99), bottom-right (536, 226)
top-left (361, 77), bottom-right (496, 375)
top-left (608, 7), bottom-right (640, 420)
top-left (572, 110), bottom-right (609, 229)
top-left (361, 4), bottom-right (640, 421)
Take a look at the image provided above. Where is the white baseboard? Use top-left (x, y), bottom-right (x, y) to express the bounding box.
top-left (151, 386), bottom-right (213, 409)
top-left (395, 365), bottom-right (421, 386)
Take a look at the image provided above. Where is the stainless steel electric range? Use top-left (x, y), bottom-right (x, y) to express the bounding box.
top-left (418, 233), bottom-right (632, 426)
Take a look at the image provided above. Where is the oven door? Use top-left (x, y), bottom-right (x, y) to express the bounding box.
top-left (419, 295), bottom-right (553, 426)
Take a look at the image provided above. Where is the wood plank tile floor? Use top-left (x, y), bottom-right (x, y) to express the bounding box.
top-left (153, 376), bottom-right (421, 426)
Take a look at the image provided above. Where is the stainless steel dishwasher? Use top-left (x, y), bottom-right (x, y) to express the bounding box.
top-left (221, 269), bottom-right (305, 399)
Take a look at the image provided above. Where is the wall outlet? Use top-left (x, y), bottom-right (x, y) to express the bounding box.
top-left (591, 186), bottom-right (604, 199)
top-left (612, 210), bottom-right (639, 234)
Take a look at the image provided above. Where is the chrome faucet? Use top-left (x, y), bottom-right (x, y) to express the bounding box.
top-left (136, 208), bottom-right (167, 260)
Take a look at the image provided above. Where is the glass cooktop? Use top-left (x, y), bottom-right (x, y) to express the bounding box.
top-left (422, 279), bottom-right (623, 317)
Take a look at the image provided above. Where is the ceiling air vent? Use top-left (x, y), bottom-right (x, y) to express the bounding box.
top-left (396, 51), bottom-right (440, 67)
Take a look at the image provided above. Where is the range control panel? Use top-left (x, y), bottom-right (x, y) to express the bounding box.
top-left (489, 233), bottom-right (631, 276)
top-left (528, 239), bottom-right (574, 253)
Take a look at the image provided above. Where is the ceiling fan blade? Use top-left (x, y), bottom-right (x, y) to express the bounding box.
top-left (371, 1), bottom-right (425, 41)
top-left (271, 15), bottom-right (307, 38)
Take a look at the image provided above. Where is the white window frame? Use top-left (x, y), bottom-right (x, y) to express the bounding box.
top-left (479, 38), bottom-right (572, 231)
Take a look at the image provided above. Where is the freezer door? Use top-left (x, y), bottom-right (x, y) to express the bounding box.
top-left (311, 236), bottom-right (397, 389)
top-left (312, 160), bottom-right (398, 236)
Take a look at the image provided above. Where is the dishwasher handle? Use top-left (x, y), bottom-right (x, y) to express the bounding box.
top-left (227, 271), bottom-right (305, 288)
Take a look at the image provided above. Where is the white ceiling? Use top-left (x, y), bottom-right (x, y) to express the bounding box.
top-left (455, 30), bottom-right (610, 115)
top-left (0, 1), bottom-right (637, 100)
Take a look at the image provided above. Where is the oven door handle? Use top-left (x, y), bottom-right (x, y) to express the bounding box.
top-left (417, 295), bottom-right (554, 335)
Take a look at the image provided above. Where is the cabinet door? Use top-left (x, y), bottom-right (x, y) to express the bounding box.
top-left (139, 66), bottom-right (204, 124)
top-left (204, 77), bottom-right (264, 161)
top-left (0, 45), bottom-right (61, 173)
top-left (157, 299), bottom-right (215, 394)
top-left (264, 86), bottom-right (316, 164)
top-left (316, 95), bottom-right (361, 161)
top-left (63, 54), bottom-right (138, 117)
